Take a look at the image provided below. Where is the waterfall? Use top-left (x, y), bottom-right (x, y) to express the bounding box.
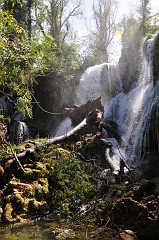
top-left (55, 38), bottom-right (159, 168)
top-left (105, 38), bottom-right (159, 167)
top-left (9, 121), bottom-right (30, 145)
top-left (55, 62), bottom-right (122, 137)
top-left (75, 62), bottom-right (122, 106)
top-left (74, 38), bottom-right (159, 168)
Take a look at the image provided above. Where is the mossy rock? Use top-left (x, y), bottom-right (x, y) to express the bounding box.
top-left (33, 161), bottom-right (50, 172)
top-left (4, 178), bottom-right (33, 195)
top-left (33, 178), bottom-right (49, 201)
top-left (2, 176), bottom-right (50, 222)
top-left (10, 192), bottom-right (26, 212)
top-left (2, 202), bottom-right (16, 223)
top-left (23, 168), bottom-right (47, 181)
top-left (27, 199), bottom-right (50, 216)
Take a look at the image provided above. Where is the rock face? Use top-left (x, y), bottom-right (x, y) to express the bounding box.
top-left (145, 101), bottom-right (159, 154)
top-left (119, 22), bottom-right (141, 93)
top-left (153, 33), bottom-right (159, 84)
top-left (93, 179), bottom-right (159, 240)
top-left (1, 162), bottom-right (50, 223)
top-left (32, 70), bottom-right (83, 137)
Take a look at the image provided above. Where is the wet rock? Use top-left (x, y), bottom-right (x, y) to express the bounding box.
top-left (2, 202), bottom-right (16, 223)
top-left (116, 230), bottom-right (137, 240)
top-left (55, 228), bottom-right (75, 240)
top-left (129, 154), bottom-right (159, 182)
top-left (125, 179), bottom-right (156, 201)
top-left (111, 180), bottom-right (159, 239)
top-left (0, 165), bottom-right (7, 188)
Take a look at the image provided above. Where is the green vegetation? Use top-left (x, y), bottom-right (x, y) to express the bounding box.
top-left (0, 0), bottom-right (81, 117)
top-left (38, 145), bottom-right (98, 218)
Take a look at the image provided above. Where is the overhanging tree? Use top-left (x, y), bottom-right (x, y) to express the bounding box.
top-left (2, 0), bottom-right (34, 38)
top-left (0, 10), bottom-right (57, 117)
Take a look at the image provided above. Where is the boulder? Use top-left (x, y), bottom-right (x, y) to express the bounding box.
top-left (116, 230), bottom-right (137, 240)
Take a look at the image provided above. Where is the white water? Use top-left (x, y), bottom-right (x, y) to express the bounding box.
top-left (55, 117), bottom-right (72, 137)
top-left (75, 62), bottom-right (122, 106)
top-left (55, 38), bottom-right (159, 169)
top-left (76, 38), bottom-right (159, 168)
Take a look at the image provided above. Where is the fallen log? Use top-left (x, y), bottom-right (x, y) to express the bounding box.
top-left (5, 113), bottom-right (90, 162)
top-left (5, 110), bottom-right (122, 164)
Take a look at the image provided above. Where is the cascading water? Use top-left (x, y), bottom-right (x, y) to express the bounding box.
top-left (75, 39), bottom-right (159, 169)
top-left (9, 121), bottom-right (30, 145)
top-left (55, 38), bottom-right (159, 169)
top-left (105, 38), bottom-right (159, 167)
top-left (74, 62), bottom-right (122, 106)
top-left (55, 62), bottom-right (122, 136)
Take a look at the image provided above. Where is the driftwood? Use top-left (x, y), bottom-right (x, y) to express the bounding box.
top-left (5, 110), bottom-right (122, 165)
top-left (63, 97), bottom-right (104, 126)
top-left (104, 142), bottom-right (131, 176)
top-left (105, 142), bottom-right (119, 175)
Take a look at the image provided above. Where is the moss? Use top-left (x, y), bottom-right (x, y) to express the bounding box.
top-left (23, 168), bottom-right (47, 181)
top-left (33, 178), bottom-right (49, 201)
top-left (10, 192), bottom-right (25, 212)
top-left (2, 203), bottom-right (15, 223)
top-left (23, 169), bottom-right (35, 181)
top-left (27, 199), bottom-right (50, 216)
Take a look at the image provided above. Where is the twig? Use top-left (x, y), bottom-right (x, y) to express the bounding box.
top-left (31, 94), bottom-right (61, 115)
top-left (7, 142), bottom-right (25, 172)
top-left (85, 227), bottom-right (88, 240)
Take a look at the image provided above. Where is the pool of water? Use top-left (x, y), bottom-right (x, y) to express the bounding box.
top-left (0, 220), bottom-right (106, 240)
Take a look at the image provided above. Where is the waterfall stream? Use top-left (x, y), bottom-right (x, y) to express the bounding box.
top-left (56, 38), bottom-right (159, 168)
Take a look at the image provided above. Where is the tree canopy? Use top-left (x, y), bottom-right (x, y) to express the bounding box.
top-left (0, 0), bottom-right (81, 117)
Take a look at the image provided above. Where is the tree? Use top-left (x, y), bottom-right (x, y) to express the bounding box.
top-left (90, 0), bottom-right (118, 63)
top-left (0, 10), bottom-right (57, 117)
top-left (33, 0), bottom-right (82, 46)
top-left (2, 0), bottom-right (34, 38)
top-left (138, 0), bottom-right (151, 36)
top-left (137, 0), bottom-right (159, 36)
top-left (32, 0), bottom-right (82, 76)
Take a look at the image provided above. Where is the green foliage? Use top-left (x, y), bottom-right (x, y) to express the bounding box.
top-left (0, 8), bottom-right (81, 116)
top-left (57, 39), bottom-right (81, 76)
top-left (49, 154), bottom-right (97, 218)
top-left (0, 149), bottom-right (7, 161)
top-left (40, 32), bottom-right (81, 77)
top-left (144, 14), bottom-right (159, 36)
top-left (0, 11), bottom-right (58, 117)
